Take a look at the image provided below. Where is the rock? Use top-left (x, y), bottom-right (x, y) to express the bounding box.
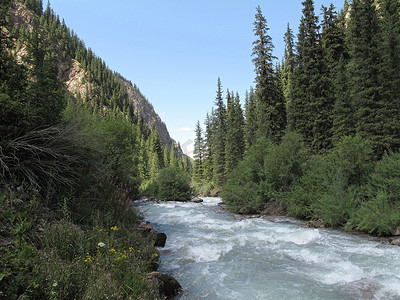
top-left (191, 197), bottom-right (203, 203)
top-left (218, 201), bottom-right (226, 205)
top-left (154, 232), bottom-right (167, 247)
top-left (139, 222), bottom-right (153, 232)
top-left (390, 226), bottom-right (400, 236)
top-left (176, 196), bottom-right (189, 202)
top-left (148, 272), bottom-right (182, 299)
top-left (305, 219), bottom-right (325, 228)
top-left (376, 237), bottom-right (390, 243)
top-left (209, 189), bottom-right (221, 197)
top-left (390, 238), bottom-right (400, 246)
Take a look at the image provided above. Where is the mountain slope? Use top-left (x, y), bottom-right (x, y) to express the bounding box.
top-left (10, 0), bottom-right (182, 155)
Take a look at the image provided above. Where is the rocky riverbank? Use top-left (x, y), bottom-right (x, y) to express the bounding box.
top-left (137, 220), bottom-right (182, 299)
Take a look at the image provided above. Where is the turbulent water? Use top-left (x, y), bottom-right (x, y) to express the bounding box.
top-left (137, 197), bottom-right (400, 300)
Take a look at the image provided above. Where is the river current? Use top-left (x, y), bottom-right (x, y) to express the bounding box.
top-left (137, 197), bottom-right (400, 300)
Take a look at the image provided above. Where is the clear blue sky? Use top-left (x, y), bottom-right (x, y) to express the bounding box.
top-left (49, 0), bottom-right (346, 156)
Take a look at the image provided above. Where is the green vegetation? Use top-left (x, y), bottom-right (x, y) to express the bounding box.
top-left (143, 166), bottom-right (193, 202)
top-left (193, 1), bottom-right (400, 236)
top-left (1, 0), bottom-right (190, 298)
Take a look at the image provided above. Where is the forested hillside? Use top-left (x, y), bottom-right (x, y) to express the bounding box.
top-left (193, 0), bottom-right (400, 236)
top-left (0, 0), bottom-right (189, 298)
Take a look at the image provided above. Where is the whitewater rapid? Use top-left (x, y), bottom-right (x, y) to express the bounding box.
top-left (137, 197), bottom-right (400, 300)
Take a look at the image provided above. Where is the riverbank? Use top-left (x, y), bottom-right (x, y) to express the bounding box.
top-left (217, 198), bottom-right (400, 247)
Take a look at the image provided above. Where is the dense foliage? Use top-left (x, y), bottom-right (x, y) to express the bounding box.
top-left (0, 0), bottom-right (190, 298)
top-left (193, 1), bottom-right (400, 236)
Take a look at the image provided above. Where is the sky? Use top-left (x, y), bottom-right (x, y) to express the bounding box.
top-left (49, 0), bottom-right (346, 157)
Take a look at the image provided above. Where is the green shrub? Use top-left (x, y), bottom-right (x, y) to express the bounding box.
top-left (264, 132), bottom-right (309, 191)
top-left (287, 136), bottom-right (373, 225)
top-left (349, 191), bottom-right (400, 236)
top-left (223, 133), bottom-right (309, 214)
top-left (154, 166), bottom-right (192, 201)
top-left (369, 151), bottom-right (400, 203)
top-left (222, 138), bottom-right (271, 213)
top-left (348, 152), bottom-right (400, 235)
top-left (287, 155), bottom-right (325, 219)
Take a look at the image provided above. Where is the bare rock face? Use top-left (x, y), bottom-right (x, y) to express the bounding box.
top-left (122, 80), bottom-right (183, 156)
top-left (148, 272), bottom-right (182, 299)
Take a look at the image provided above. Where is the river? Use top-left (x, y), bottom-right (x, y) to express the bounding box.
top-left (137, 197), bottom-right (400, 300)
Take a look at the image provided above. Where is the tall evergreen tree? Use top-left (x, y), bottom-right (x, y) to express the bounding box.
top-left (347, 0), bottom-right (385, 155)
top-left (193, 120), bottom-right (205, 182)
top-left (203, 112), bottom-right (214, 182)
top-left (289, 0), bottom-right (331, 152)
top-left (252, 6), bottom-right (286, 143)
top-left (282, 23), bottom-right (295, 110)
top-left (321, 4), bottom-right (347, 147)
top-left (150, 126), bottom-right (164, 170)
top-left (244, 87), bottom-right (258, 148)
top-left (225, 92), bottom-right (245, 176)
top-left (378, 0), bottom-right (400, 151)
top-left (212, 78), bottom-right (227, 186)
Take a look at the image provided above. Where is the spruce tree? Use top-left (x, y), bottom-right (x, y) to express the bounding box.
top-left (244, 87), bottom-right (258, 148)
top-left (169, 144), bottom-right (179, 169)
top-left (212, 78), bottom-right (227, 187)
top-left (193, 120), bottom-right (205, 182)
top-left (225, 92), bottom-right (245, 176)
top-left (203, 112), bottom-right (214, 183)
top-left (321, 4), bottom-right (347, 147)
top-left (347, 0), bottom-right (385, 155)
top-left (378, 0), bottom-right (400, 151)
top-left (289, 0), bottom-right (331, 152)
top-left (150, 126), bottom-right (164, 170)
top-left (252, 6), bottom-right (286, 143)
top-left (282, 23), bottom-right (295, 112)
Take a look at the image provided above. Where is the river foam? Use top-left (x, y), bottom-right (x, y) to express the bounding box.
top-left (138, 197), bottom-right (400, 299)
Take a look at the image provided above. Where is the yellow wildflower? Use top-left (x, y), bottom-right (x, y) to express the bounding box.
top-left (110, 226), bottom-right (119, 231)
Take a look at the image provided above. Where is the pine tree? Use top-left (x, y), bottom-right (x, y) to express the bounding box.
top-left (282, 23), bottom-right (295, 111)
top-left (321, 4), bottom-right (347, 148)
top-left (203, 112), bottom-right (214, 182)
top-left (225, 92), bottom-right (245, 176)
top-left (252, 6), bottom-right (286, 143)
top-left (244, 87), bottom-right (258, 148)
top-left (378, 0), bottom-right (400, 151)
top-left (289, 0), bottom-right (331, 152)
top-left (150, 126), bottom-right (164, 170)
top-left (347, 0), bottom-right (385, 155)
top-left (169, 144), bottom-right (179, 169)
top-left (193, 120), bottom-right (205, 182)
top-left (212, 78), bottom-right (227, 186)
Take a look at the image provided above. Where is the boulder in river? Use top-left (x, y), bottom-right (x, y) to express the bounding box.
top-left (191, 197), bottom-right (203, 203)
top-left (148, 272), bottom-right (182, 299)
top-left (390, 238), bottom-right (400, 246)
top-left (390, 226), bottom-right (400, 236)
top-left (154, 232), bottom-right (167, 247)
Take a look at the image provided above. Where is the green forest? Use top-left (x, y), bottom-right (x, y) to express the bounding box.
top-left (193, 0), bottom-right (400, 236)
top-left (0, 0), bottom-right (191, 298)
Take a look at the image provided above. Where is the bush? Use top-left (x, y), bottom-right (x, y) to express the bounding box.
top-left (223, 132), bottom-right (309, 214)
top-left (287, 155), bottom-right (325, 219)
top-left (153, 166), bottom-right (192, 201)
top-left (287, 136), bottom-right (373, 225)
top-left (222, 138), bottom-right (271, 213)
top-left (348, 152), bottom-right (400, 235)
top-left (349, 191), bottom-right (400, 236)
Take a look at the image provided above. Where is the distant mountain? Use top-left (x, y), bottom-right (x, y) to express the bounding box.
top-left (9, 0), bottom-right (183, 156)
